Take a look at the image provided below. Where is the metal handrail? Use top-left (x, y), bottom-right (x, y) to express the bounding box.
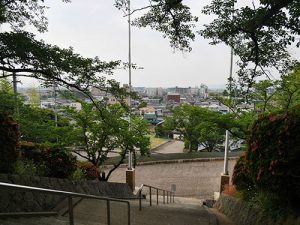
top-left (137, 184), bottom-right (175, 211)
top-left (0, 182), bottom-right (130, 225)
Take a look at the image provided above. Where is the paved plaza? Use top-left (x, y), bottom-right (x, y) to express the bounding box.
top-left (106, 159), bottom-right (236, 199)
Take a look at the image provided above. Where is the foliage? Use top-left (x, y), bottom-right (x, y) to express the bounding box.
top-left (0, 0), bottom-right (70, 32)
top-left (0, 32), bottom-right (121, 93)
top-left (77, 161), bottom-right (100, 180)
top-left (232, 155), bottom-right (253, 192)
top-left (200, 0), bottom-right (300, 91)
top-left (70, 167), bottom-right (84, 181)
top-left (196, 122), bottom-right (225, 152)
top-left (158, 116), bottom-right (176, 138)
top-left (0, 1), bottom-right (124, 101)
top-left (41, 147), bottom-right (77, 178)
top-left (0, 84), bottom-right (72, 145)
top-left (251, 80), bottom-right (278, 113)
top-left (232, 106), bottom-right (300, 210)
top-left (115, 0), bottom-right (198, 52)
top-left (249, 191), bottom-right (288, 219)
top-left (275, 66), bottom-right (300, 110)
top-left (20, 141), bottom-right (77, 179)
top-left (162, 104), bottom-right (239, 152)
top-left (18, 105), bottom-right (71, 144)
top-left (27, 87), bottom-right (40, 107)
top-left (0, 77), bottom-right (21, 115)
top-left (65, 101), bottom-right (150, 181)
top-left (0, 113), bottom-right (20, 173)
top-left (12, 160), bottom-right (39, 176)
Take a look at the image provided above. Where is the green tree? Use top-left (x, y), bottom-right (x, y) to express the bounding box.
top-left (18, 105), bottom-right (71, 144)
top-left (0, 78), bottom-right (16, 114)
top-left (275, 66), bottom-right (300, 110)
top-left (171, 104), bottom-right (201, 151)
top-left (196, 122), bottom-right (224, 152)
top-left (122, 1), bottom-right (299, 92)
top-left (200, 0), bottom-right (300, 91)
top-left (27, 87), bottom-right (40, 107)
top-left (115, 0), bottom-right (198, 52)
top-left (65, 101), bottom-right (150, 181)
top-left (251, 80), bottom-right (278, 113)
top-left (0, 1), bottom-right (122, 101)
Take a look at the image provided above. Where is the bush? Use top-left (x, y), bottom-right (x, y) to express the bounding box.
top-left (77, 161), bottom-right (100, 180)
top-left (13, 160), bottom-right (39, 176)
top-left (41, 147), bottom-right (77, 178)
top-left (0, 114), bottom-right (20, 173)
top-left (20, 142), bottom-right (77, 179)
top-left (70, 167), bottom-right (84, 181)
top-left (232, 155), bottom-right (253, 192)
top-left (233, 106), bottom-right (300, 209)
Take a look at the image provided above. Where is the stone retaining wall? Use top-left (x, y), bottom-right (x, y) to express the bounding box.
top-left (0, 174), bottom-right (133, 213)
top-left (214, 194), bottom-right (299, 225)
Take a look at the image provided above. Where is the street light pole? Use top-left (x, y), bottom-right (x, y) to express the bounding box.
top-left (126, 0), bottom-right (135, 191)
top-left (223, 47), bottom-right (233, 175)
top-left (128, 0), bottom-right (133, 170)
top-left (219, 47), bottom-right (233, 195)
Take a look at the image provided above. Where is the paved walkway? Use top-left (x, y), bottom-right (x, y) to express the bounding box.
top-left (152, 140), bottom-right (185, 154)
top-left (0, 197), bottom-right (235, 225)
top-left (106, 159), bottom-right (236, 199)
top-left (72, 197), bottom-right (212, 225)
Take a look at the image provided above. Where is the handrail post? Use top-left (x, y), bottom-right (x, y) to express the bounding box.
top-left (107, 200), bottom-right (111, 225)
top-left (163, 190), bottom-right (165, 204)
top-left (173, 192), bottom-right (175, 203)
top-left (156, 189), bottom-right (158, 205)
top-left (167, 191), bottom-right (169, 204)
top-left (139, 189), bottom-right (142, 211)
top-left (68, 196), bottom-right (74, 225)
top-left (149, 186), bottom-right (152, 206)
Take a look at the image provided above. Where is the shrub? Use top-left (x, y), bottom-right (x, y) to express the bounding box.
top-left (20, 142), bottom-right (77, 179)
top-left (0, 114), bottom-right (20, 173)
top-left (42, 147), bottom-right (77, 179)
top-left (13, 160), bottom-right (38, 176)
top-left (233, 106), bottom-right (300, 209)
top-left (232, 155), bottom-right (253, 192)
top-left (223, 184), bottom-right (238, 197)
top-left (70, 167), bottom-right (84, 181)
top-left (77, 161), bottom-right (100, 180)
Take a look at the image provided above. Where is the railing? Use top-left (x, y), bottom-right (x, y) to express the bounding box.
top-left (138, 184), bottom-right (175, 211)
top-left (0, 182), bottom-right (130, 225)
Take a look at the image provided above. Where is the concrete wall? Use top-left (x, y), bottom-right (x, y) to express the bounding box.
top-left (0, 174), bottom-right (133, 213)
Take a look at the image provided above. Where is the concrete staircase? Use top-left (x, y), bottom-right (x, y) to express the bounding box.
top-left (0, 197), bottom-right (234, 225)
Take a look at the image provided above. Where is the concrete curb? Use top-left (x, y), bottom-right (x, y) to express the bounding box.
top-left (102, 157), bottom-right (238, 169)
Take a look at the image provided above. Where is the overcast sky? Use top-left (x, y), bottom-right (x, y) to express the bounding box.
top-left (18, 0), bottom-right (300, 88)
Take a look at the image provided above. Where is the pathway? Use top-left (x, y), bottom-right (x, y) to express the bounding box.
top-left (152, 140), bottom-right (185, 154)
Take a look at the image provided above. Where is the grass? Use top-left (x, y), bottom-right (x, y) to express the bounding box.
top-left (103, 151), bottom-right (244, 165)
top-left (150, 134), bottom-right (169, 149)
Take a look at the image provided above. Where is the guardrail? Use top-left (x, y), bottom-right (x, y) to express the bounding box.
top-left (0, 182), bottom-right (130, 225)
top-left (138, 184), bottom-right (174, 211)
